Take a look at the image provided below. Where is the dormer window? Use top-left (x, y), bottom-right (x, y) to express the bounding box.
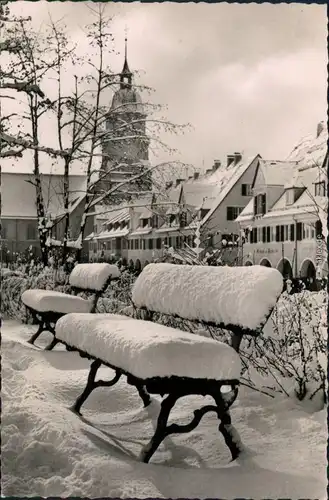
top-left (315, 181), bottom-right (326, 197)
top-left (254, 194), bottom-right (266, 216)
top-left (179, 210), bottom-right (187, 227)
top-left (286, 188), bottom-right (295, 206)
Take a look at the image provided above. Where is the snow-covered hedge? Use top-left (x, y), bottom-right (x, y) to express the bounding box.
top-left (1, 266), bottom-right (70, 321)
top-left (241, 290), bottom-right (327, 405)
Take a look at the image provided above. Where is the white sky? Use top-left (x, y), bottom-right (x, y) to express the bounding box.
top-left (4, 1), bottom-right (327, 173)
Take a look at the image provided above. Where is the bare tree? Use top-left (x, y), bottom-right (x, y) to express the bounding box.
top-left (1, 3), bottom-right (190, 264)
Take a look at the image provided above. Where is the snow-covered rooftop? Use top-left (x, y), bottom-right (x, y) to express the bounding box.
top-left (257, 160), bottom-right (298, 186)
top-left (202, 155), bottom-right (259, 225)
top-left (286, 121), bottom-right (328, 167)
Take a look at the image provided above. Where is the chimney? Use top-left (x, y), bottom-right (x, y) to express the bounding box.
top-left (205, 168), bottom-right (213, 175)
top-left (317, 121), bottom-right (324, 138)
top-left (213, 159), bottom-right (221, 171)
top-left (227, 154), bottom-right (235, 167)
top-left (175, 178), bottom-right (184, 187)
top-left (193, 172), bottom-right (200, 180)
top-left (165, 181), bottom-right (173, 190)
top-left (234, 152), bottom-right (242, 165)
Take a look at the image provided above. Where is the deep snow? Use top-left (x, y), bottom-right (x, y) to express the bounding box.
top-left (55, 312), bottom-right (241, 380)
top-left (132, 263), bottom-right (283, 330)
top-left (2, 319), bottom-right (327, 498)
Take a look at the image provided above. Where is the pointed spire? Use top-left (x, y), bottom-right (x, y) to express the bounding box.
top-left (120, 29), bottom-right (132, 88)
top-left (122, 36), bottom-right (131, 75)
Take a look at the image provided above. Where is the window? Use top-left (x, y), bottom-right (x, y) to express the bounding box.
top-left (227, 206), bottom-right (244, 221)
top-left (156, 238), bottom-right (162, 250)
top-left (106, 241), bottom-right (111, 250)
top-left (290, 224), bottom-right (295, 242)
top-left (315, 181), bottom-right (326, 197)
top-left (168, 237), bottom-right (172, 247)
top-left (284, 225), bottom-right (289, 241)
top-left (164, 237), bottom-right (168, 246)
top-left (254, 194), bottom-right (266, 215)
top-left (148, 239), bottom-right (153, 250)
top-left (262, 227), bottom-right (266, 243)
top-left (142, 218), bottom-right (148, 228)
top-left (266, 226), bottom-right (271, 243)
top-left (286, 189), bottom-right (295, 205)
top-left (134, 239), bottom-right (139, 250)
top-left (250, 227), bottom-right (257, 244)
top-left (179, 211), bottom-right (187, 227)
top-left (122, 239), bottom-right (127, 249)
top-left (168, 214), bottom-right (176, 226)
top-left (175, 236), bottom-right (181, 248)
top-left (27, 223), bottom-right (36, 240)
top-left (296, 222), bottom-right (303, 241)
top-left (1, 224), bottom-right (7, 239)
top-left (241, 184), bottom-right (252, 196)
top-left (151, 215), bottom-right (158, 228)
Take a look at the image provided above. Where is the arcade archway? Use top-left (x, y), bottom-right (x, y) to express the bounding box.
top-left (260, 258), bottom-right (272, 268)
top-left (277, 258), bottom-right (293, 279)
top-left (299, 259), bottom-right (316, 279)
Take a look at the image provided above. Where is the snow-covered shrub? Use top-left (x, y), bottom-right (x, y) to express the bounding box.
top-left (1, 266), bottom-right (70, 321)
top-left (240, 290), bottom-right (327, 406)
top-left (96, 269), bottom-right (137, 314)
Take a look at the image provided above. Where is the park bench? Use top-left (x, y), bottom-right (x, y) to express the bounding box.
top-left (55, 263), bottom-right (283, 464)
top-left (21, 263), bottom-right (120, 350)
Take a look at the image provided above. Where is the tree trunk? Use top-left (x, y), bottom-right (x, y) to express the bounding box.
top-left (62, 157), bottom-right (70, 263)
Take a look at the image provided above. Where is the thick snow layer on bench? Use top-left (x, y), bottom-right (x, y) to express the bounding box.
top-left (69, 263), bottom-right (120, 291)
top-left (132, 263), bottom-right (283, 331)
top-left (56, 313), bottom-right (241, 381)
top-left (22, 290), bottom-right (92, 314)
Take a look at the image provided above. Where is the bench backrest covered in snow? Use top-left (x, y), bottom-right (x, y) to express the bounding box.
top-left (132, 263), bottom-right (283, 344)
top-left (69, 263), bottom-right (120, 293)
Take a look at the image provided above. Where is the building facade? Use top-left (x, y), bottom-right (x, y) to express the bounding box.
top-left (0, 172), bottom-right (90, 261)
top-left (237, 123), bottom-right (328, 279)
top-left (86, 153), bottom-right (259, 265)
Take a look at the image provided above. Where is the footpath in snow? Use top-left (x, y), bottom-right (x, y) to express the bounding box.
top-left (2, 320), bottom-right (327, 498)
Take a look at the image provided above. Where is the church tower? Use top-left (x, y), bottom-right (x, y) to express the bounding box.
top-left (100, 37), bottom-right (151, 202)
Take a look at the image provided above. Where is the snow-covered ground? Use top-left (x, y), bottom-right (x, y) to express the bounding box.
top-left (2, 319), bottom-right (327, 498)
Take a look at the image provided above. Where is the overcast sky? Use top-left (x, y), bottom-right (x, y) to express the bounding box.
top-left (5, 1), bottom-right (327, 173)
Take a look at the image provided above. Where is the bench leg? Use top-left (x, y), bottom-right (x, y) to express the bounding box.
top-left (135, 383), bottom-right (151, 408)
top-left (44, 324), bottom-right (58, 350)
top-left (139, 393), bottom-right (177, 463)
top-left (45, 337), bottom-right (60, 351)
top-left (27, 322), bottom-right (46, 345)
top-left (72, 360), bottom-right (122, 415)
top-left (73, 359), bottom-right (102, 414)
top-left (126, 375), bottom-right (151, 408)
top-left (213, 393), bottom-right (243, 461)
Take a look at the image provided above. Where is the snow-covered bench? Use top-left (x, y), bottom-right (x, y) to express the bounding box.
top-left (55, 263), bottom-right (283, 463)
top-left (21, 263), bottom-right (120, 350)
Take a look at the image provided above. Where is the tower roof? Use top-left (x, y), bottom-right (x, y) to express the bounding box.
top-left (121, 37), bottom-right (132, 77)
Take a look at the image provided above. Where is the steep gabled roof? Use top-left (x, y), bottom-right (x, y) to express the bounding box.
top-left (182, 183), bottom-right (217, 210)
top-left (202, 155), bottom-right (259, 226)
top-left (286, 122), bottom-right (328, 167)
top-left (254, 159), bottom-right (298, 187)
